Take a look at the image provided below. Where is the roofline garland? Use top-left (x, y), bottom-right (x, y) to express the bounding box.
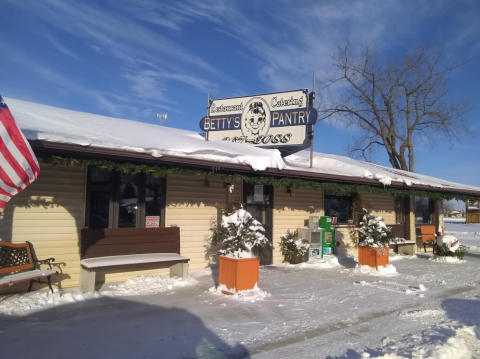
top-left (45, 155), bottom-right (480, 202)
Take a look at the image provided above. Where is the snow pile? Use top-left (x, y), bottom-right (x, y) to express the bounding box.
top-left (272, 254), bottom-right (340, 269)
top-left (300, 255), bottom-right (340, 268)
top-left (362, 324), bottom-right (479, 359)
top-left (0, 275), bottom-right (199, 316)
top-left (429, 256), bottom-right (464, 263)
top-left (389, 253), bottom-right (417, 261)
top-left (209, 284), bottom-right (271, 302)
top-left (408, 326), bottom-right (477, 359)
top-left (398, 309), bottom-right (445, 321)
top-left (102, 274), bottom-right (198, 296)
top-left (0, 290), bottom-right (101, 316)
top-left (353, 264), bottom-right (398, 276)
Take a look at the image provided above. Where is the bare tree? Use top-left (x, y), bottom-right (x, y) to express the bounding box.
top-left (319, 43), bottom-right (473, 172)
top-left (442, 199), bottom-right (455, 214)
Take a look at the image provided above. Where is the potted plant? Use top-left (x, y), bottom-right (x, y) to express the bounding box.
top-left (357, 208), bottom-right (396, 269)
top-left (209, 202), bottom-right (272, 295)
top-left (279, 229), bottom-right (309, 264)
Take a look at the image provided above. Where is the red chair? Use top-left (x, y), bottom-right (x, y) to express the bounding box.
top-left (420, 226), bottom-right (437, 253)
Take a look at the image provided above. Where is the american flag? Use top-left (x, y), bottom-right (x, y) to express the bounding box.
top-left (0, 96), bottom-right (40, 214)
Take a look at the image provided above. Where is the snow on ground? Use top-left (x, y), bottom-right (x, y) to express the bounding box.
top-left (209, 284), bottom-right (272, 303)
top-left (0, 275), bottom-right (198, 316)
top-left (445, 222), bottom-right (480, 253)
top-left (352, 263), bottom-right (399, 276)
top-left (0, 223), bottom-right (479, 358)
top-left (444, 217), bottom-right (467, 224)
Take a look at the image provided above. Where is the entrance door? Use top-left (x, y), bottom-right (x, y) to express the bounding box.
top-left (392, 196), bottom-right (409, 240)
top-left (243, 183), bottom-right (273, 264)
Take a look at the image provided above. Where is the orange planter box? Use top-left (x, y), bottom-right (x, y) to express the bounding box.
top-left (218, 256), bottom-right (260, 295)
top-left (358, 246), bottom-right (389, 269)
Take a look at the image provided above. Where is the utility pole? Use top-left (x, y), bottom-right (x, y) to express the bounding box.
top-left (309, 70), bottom-right (316, 168)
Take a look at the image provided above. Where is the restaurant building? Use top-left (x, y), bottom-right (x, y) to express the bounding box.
top-left (1, 95), bottom-right (479, 294)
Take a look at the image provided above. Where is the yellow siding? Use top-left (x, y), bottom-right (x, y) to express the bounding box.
top-left (333, 227), bottom-right (357, 254)
top-left (362, 193), bottom-right (395, 224)
top-left (0, 163), bottom-right (85, 294)
top-left (165, 175), bottom-right (242, 270)
top-left (273, 187), bottom-right (324, 264)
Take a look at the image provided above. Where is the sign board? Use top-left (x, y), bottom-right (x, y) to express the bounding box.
top-left (254, 185), bottom-right (264, 202)
top-left (199, 90), bottom-right (317, 149)
top-left (145, 216), bottom-right (160, 228)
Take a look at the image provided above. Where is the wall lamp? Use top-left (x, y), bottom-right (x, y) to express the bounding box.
top-left (286, 184), bottom-right (293, 196)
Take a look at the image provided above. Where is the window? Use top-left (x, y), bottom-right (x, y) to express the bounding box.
top-left (324, 192), bottom-right (353, 224)
top-left (414, 196), bottom-right (434, 224)
top-left (87, 168), bottom-right (111, 228)
top-left (85, 167), bottom-right (165, 228)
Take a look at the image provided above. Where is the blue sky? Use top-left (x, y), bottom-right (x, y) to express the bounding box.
top-left (1, 0), bottom-right (479, 187)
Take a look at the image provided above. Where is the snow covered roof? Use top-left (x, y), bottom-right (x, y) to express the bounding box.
top-left (6, 98), bottom-right (285, 172)
top-left (283, 151), bottom-right (480, 193)
top-left (6, 97), bottom-right (480, 195)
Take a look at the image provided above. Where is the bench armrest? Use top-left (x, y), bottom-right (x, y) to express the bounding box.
top-left (35, 258), bottom-right (56, 269)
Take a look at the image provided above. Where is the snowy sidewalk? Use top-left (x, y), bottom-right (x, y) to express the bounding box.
top-left (1, 224), bottom-right (479, 358)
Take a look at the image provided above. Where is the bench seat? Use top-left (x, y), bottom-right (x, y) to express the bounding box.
top-left (0, 269), bottom-right (58, 286)
top-left (390, 239), bottom-right (416, 255)
top-left (79, 253), bottom-right (190, 293)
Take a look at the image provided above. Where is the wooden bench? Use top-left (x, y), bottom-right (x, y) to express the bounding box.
top-left (79, 227), bottom-right (190, 293)
top-left (0, 241), bottom-right (58, 293)
top-left (420, 225), bottom-right (437, 253)
top-left (391, 240), bottom-right (416, 255)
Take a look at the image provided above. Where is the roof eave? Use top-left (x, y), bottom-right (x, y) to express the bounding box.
top-left (29, 140), bottom-right (480, 197)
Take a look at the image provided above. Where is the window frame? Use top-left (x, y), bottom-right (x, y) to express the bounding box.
top-left (414, 196), bottom-right (434, 225)
top-left (85, 167), bottom-right (166, 229)
top-left (324, 191), bottom-right (354, 224)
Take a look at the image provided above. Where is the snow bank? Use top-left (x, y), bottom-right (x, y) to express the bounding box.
top-left (0, 275), bottom-right (198, 316)
top-left (299, 255), bottom-right (340, 268)
top-left (369, 325), bottom-right (478, 359)
top-left (102, 274), bottom-right (199, 296)
top-left (0, 290), bottom-right (101, 316)
top-left (398, 309), bottom-right (445, 320)
top-left (272, 255), bottom-right (341, 269)
top-left (429, 256), bottom-right (465, 263)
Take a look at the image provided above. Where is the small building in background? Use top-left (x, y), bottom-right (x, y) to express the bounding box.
top-left (466, 200), bottom-right (480, 223)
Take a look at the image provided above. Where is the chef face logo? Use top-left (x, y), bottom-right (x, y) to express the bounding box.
top-left (241, 98), bottom-right (270, 140)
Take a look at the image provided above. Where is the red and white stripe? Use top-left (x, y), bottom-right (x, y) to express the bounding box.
top-left (0, 96), bottom-right (40, 214)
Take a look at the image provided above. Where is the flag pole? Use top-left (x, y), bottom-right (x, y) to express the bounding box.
top-left (206, 92), bottom-right (210, 141)
top-left (310, 71), bottom-right (316, 168)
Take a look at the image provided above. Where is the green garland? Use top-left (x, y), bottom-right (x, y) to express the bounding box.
top-left (44, 155), bottom-right (479, 202)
